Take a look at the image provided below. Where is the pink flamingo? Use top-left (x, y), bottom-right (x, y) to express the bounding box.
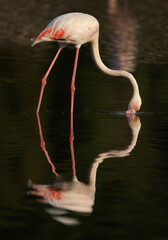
top-left (31, 12), bottom-right (142, 115)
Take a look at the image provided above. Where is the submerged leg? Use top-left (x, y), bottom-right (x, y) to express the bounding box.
top-left (36, 47), bottom-right (62, 113)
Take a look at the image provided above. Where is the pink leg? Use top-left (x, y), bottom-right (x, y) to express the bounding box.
top-left (70, 48), bottom-right (80, 115)
top-left (36, 47), bottom-right (62, 113)
top-left (70, 109), bottom-right (77, 180)
top-left (69, 47), bottom-right (80, 150)
top-left (70, 122), bottom-right (77, 180)
top-left (69, 48), bottom-right (79, 181)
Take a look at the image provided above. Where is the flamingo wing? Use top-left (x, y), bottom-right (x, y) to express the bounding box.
top-left (31, 13), bottom-right (99, 47)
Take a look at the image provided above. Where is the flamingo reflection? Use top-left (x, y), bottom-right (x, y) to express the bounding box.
top-left (107, 0), bottom-right (138, 72)
top-left (28, 114), bottom-right (141, 225)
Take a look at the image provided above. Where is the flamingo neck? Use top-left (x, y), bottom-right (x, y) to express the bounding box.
top-left (91, 34), bottom-right (140, 99)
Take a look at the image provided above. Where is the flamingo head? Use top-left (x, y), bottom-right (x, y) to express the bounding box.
top-left (126, 95), bottom-right (142, 115)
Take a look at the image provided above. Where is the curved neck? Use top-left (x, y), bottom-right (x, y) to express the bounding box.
top-left (91, 34), bottom-right (140, 97)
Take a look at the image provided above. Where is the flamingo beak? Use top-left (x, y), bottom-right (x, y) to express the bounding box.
top-left (125, 109), bottom-right (136, 115)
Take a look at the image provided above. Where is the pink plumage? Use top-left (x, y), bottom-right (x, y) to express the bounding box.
top-left (32, 13), bottom-right (99, 47)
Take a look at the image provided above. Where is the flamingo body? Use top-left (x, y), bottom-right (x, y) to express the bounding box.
top-left (32, 12), bottom-right (142, 114)
top-left (32, 13), bottom-right (99, 48)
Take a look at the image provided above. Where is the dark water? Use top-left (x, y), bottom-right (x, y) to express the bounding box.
top-left (1, 0), bottom-right (168, 239)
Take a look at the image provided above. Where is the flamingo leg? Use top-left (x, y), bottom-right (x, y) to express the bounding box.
top-left (70, 47), bottom-right (80, 144)
top-left (37, 47), bottom-right (62, 113)
top-left (69, 48), bottom-right (79, 181)
top-left (70, 48), bottom-right (80, 115)
top-left (70, 117), bottom-right (77, 180)
top-left (69, 101), bottom-right (77, 181)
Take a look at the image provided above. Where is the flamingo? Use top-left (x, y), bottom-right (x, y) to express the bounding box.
top-left (31, 12), bottom-right (142, 115)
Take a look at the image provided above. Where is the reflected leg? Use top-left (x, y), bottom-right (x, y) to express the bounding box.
top-left (37, 113), bottom-right (59, 177)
